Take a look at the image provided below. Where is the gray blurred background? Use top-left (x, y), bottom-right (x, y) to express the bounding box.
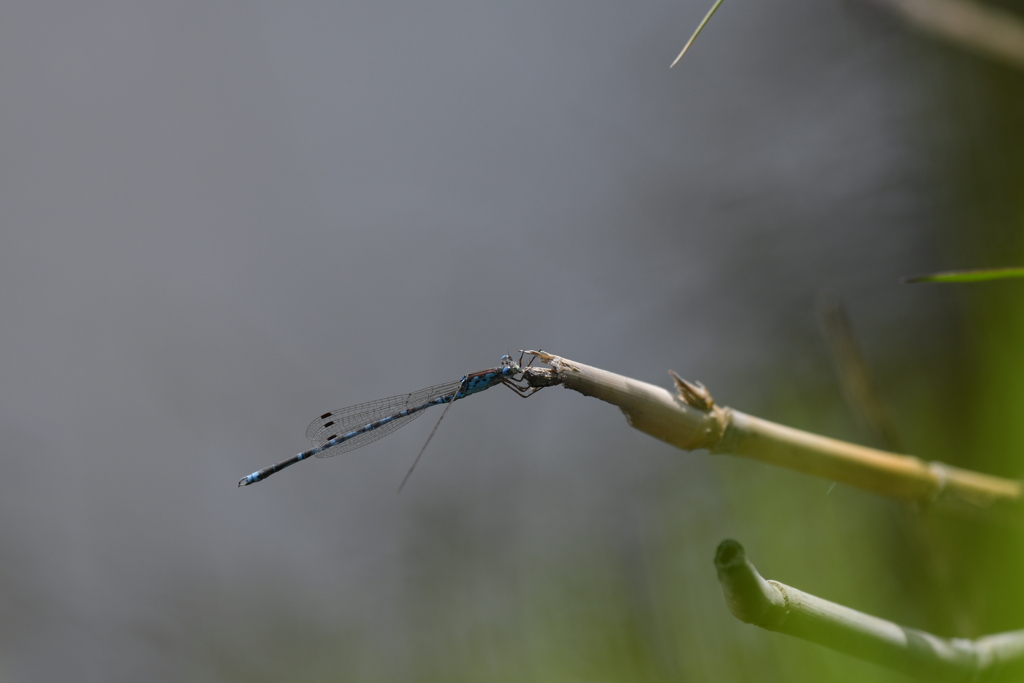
top-left (2, 0), bottom-right (1022, 681)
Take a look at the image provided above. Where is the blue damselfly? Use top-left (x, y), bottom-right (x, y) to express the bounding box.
top-left (238, 354), bottom-right (541, 488)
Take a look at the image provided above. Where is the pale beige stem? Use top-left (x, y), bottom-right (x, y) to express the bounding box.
top-left (521, 351), bottom-right (1021, 510)
top-left (878, 0), bottom-right (1024, 70)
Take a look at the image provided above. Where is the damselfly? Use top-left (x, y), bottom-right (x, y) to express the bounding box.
top-left (237, 354), bottom-right (540, 489)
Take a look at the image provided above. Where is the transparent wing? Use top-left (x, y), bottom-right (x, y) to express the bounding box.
top-left (305, 379), bottom-right (464, 458)
top-left (311, 412), bottom-right (424, 458)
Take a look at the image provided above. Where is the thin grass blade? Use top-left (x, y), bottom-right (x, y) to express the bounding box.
top-left (670, 0), bottom-right (724, 68)
top-left (902, 267), bottom-right (1024, 284)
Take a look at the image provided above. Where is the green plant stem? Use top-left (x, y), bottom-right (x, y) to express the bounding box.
top-left (714, 539), bottom-right (1024, 681)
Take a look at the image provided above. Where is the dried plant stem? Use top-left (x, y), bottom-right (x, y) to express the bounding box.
top-left (715, 539), bottom-right (1024, 681)
top-left (877, 0), bottom-right (1024, 70)
top-left (521, 351), bottom-right (1021, 511)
